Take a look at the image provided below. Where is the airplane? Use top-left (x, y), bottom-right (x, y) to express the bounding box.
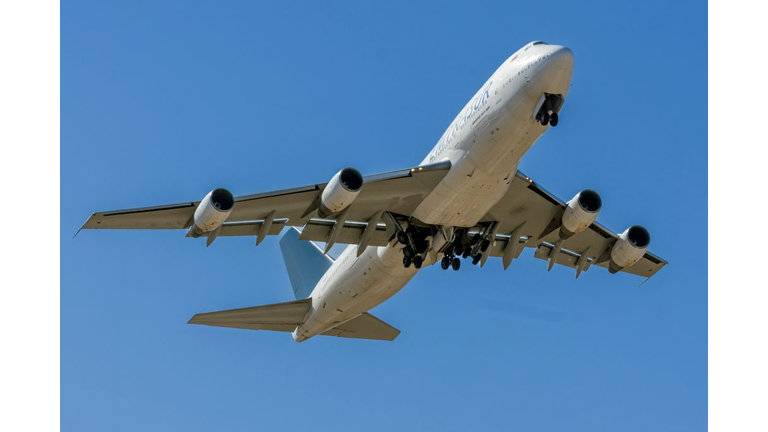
top-left (81, 41), bottom-right (666, 342)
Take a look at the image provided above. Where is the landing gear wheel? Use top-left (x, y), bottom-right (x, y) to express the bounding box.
top-left (413, 255), bottom-right (423, 269)
top-left (403, 246), bottom-right (414, 259)
top-left (462, 249), bottom-right (471, 259)
top-left (403, 256), bottom-right (412, 268)
top-left (480, 239), bottom-right (491, 252)
top-left (397, 232), bottom-right (408, 245)
top-left (539, 111), bottom-right (550, 126)
top-left (441, 256), bottom-right (450, 270)
top-left (472, 254), bottom-right (482, 265)
top-left (451, 257), bottom-right (461, 271)
top-left (549, 112), bottom-right (559, 127)
top-left (453, 243), bottom-right (464, 257)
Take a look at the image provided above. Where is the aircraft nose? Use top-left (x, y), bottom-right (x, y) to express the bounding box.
top-left (524, 45), bottom-right (574, 99)
top-left (547, 46), bottom-right (574, 73)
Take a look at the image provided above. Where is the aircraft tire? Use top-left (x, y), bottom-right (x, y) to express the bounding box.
top-left (441, 256), bottom-right (450, 270)
top-left (397, 232), bottom-right (408, 245)
top-left (452, 257), bottom-right (461, 271)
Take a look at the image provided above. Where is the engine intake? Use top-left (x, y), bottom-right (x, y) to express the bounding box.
top-left (188, 188), bottom-right (234, 238)
top-left (609, 225), bottom-right (651, 273)
top-left (318, 168), bottom-right (363, 218)
top-left (560, 189), bottom-right (602, 239)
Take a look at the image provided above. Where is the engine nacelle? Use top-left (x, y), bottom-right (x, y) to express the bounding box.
top-left (188, 188), bottom-right (234, 238)
top-left (318, 168), bottom-right (364, 218)
top-left (560, 189), bottom-right (602, 239)
top-left (609, 225), bottom-right (651, 273)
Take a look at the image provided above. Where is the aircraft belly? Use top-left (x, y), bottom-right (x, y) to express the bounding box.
top-left (413, 103), bottom-right (541, 227)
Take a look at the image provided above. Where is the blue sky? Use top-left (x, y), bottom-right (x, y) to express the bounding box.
top-left (62, 1), bottom-right (706, 430)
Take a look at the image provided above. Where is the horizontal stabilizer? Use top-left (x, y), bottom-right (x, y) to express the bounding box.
top-left (322, 313), bottom-right (400, 341)
top-left (189, 300), bottom-right (400, 341)
top-left (188, 299), bottom-right (311, 333)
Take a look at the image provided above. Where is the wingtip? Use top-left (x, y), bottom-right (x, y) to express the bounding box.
top-left (73, 213), bottom-right (96, 239)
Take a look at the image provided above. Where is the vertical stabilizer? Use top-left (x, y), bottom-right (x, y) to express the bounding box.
top-left (279, 227), bottom-right (334, 299)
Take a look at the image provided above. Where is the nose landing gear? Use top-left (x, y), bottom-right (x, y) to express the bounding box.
top-left (535, 93), bottom-right (564, 127)
top-left (537, 110), bottom-right (559, 126)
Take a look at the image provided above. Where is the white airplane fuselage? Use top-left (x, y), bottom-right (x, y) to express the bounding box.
top-left (293, 42), bottom-right (574, 342)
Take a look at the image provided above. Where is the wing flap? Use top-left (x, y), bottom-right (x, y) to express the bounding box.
top-left (298, 220), bottom-right (391, 247)
top-left (214, 220), bottom-right (287, 237)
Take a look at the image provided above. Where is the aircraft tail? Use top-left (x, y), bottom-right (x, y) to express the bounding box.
top-left (279, 227), bottom-right (333, 299)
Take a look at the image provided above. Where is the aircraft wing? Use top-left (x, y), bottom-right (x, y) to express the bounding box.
top-left (80, 161), bottom-right (452, 234)
top-left (479, 171), bottom-right (667, 278)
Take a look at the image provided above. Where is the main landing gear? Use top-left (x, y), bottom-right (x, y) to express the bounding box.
top-left (391, 216), bottom-right (496, 272)
top-left (436, 231), bottom-right (491, 271)
top-left (399, 225), bottom-right (429, 269)
top-left (440, 252), bottom-right (462, 272)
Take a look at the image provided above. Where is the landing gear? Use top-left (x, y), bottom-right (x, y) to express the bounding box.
top-left (397, 232), bottom-right (408, 245)
top-left (472, 254), bottom-right (482, 265)
top-left (440, 255), bottom-right (461, 271)
top-left (538, 110), bottom-right (560, 127)
top-left (403, 246), bottom-right (424, 269)
top-left (549, 112), bottom-right (559, 127)
top-left (441, 256), bottom-right (451, 270)
top-left (392, 217), bottom-right (432, 269)
top-left (538, 111), bottom-right (550, 126)
top-left (451, 257), bottom-right (461, 271)
top-left (536, 93), bottom-right (564, 127)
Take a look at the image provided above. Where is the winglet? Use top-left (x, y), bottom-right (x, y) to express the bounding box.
top-left (73, 214), bottom-right (95, 239)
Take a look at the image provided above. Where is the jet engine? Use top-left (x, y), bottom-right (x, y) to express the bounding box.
top-left (318, 168), bottom-right (364, 218)
top-left (188, 188), bottom-right (235, 238)
top-left (560, 189), bottom-right (602, 239)
top-left (608, 225), bottom-right (651, 273)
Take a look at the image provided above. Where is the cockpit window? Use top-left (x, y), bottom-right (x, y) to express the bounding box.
top-left (523, 41), bottom-right (547, 51)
